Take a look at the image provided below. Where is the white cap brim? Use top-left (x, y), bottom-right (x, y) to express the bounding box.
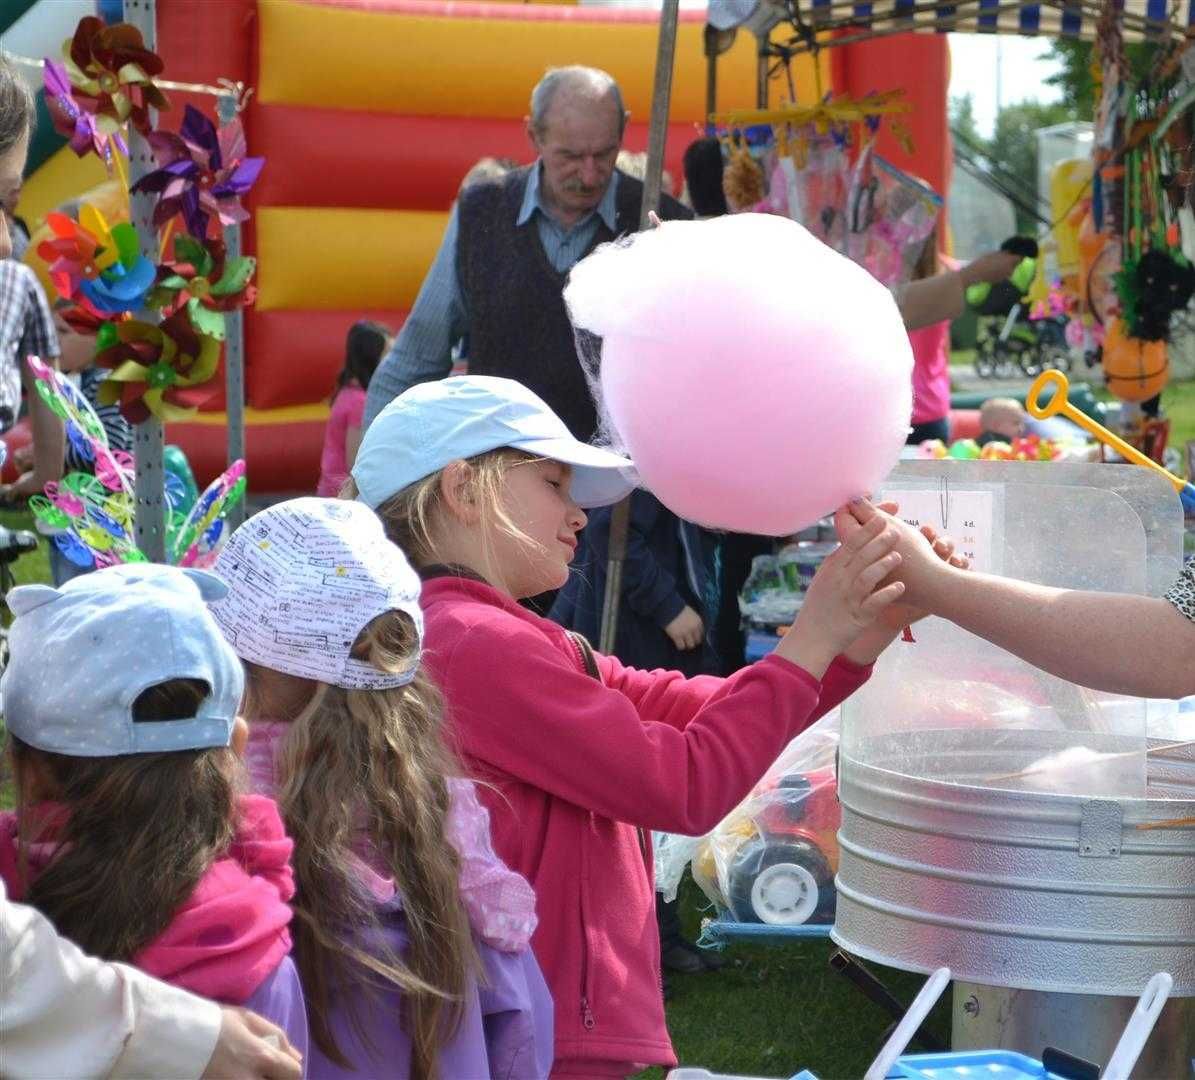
top-left (511, 437), bottom-right (638, 508)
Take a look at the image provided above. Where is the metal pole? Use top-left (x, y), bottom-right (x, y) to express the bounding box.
top-left (124, 0), bottom-right (166, 562)
top-left (217, 91), bottom-right (246, 531)
top-left (598, 0), bottom-right (681, 655)
top-left (704, 25), bottom-right (720, 130)
top-left (757, 39), bottom-right (770, 109)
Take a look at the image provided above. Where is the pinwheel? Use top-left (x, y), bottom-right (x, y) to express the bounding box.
top-left (94, 310), bottom-right (221, 423)
top-left (60, 16), bottom-right (169, 137)
top-left (148, 236), bottom-right (256, 339)
top-left (132, 105), bottom-right (264, 239)
top-left (37, 205), bottom-right (155, 315)
top-left (43, 58), bottom-right (128, 169)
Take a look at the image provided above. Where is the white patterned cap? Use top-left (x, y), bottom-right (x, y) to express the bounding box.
top-left (210, 498), bottom-right (423, 690)
top-left (2, 563), bottom-right (243, 757)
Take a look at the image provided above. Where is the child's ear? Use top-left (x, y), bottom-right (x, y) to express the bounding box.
top-left (439, 460), bottom-right (482, 524)
top-left (230, 717), bottom-right (249, 758)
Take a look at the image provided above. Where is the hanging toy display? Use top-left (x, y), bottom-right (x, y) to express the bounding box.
top-left (25, 357), bottom-right (246, 570)
top-left (1094, 15), bottom-right (1195, 405)
top-left (845, 145), bottom-right (942, 288)
top-left (24, 11), bottom-right (265, 564)
top-left (708, 91), bottom-right (936, 289)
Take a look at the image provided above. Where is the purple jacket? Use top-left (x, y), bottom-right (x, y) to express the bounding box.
top-left (306, 896), bottom-right (553, 1079)
top-left (243, 955), bottom-right (309, 1066)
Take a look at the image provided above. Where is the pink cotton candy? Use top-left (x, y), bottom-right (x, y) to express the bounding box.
top-left (565, 213), bottom-right (913, 535)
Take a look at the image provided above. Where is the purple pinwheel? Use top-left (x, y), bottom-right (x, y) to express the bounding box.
top-left (43, 59), bottom-right (128, 165)
top-left (131, 105), bottom-right (264, 240)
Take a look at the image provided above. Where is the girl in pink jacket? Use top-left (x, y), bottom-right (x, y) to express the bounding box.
top-left (351, 375), bottom-right (960, 1078)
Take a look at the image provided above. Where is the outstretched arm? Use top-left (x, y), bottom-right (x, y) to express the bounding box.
top-left (927, 568), bottom-right (1195, 699)
top-left (844, 501), bottom-right (1195, 700)
top-left (895, 251), bottom-right (1022, 330)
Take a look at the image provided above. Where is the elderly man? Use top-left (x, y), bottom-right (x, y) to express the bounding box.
top-left (364, 65), bottom-right (692, 440)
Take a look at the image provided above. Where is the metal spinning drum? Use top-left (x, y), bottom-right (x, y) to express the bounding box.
top-left (833, 462), bottom-right (1194, 1077)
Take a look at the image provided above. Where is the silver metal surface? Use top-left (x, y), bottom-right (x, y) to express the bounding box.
top-left (125, 0), bottom-right (166, 562)
top-left (952, 982), bottom-right (1194, 1079)
top-left (832, 729), bottom-right (1195, 997)
top-left (217, 92), bottom-right (246, 532)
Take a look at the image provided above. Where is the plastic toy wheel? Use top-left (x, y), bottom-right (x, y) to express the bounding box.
top-left (727, 839), bottom-right (835, 926)
top-left (974, 339), bottom-right (997, 379)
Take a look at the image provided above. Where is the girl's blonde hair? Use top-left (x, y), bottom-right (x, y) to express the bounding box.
top-left (341, 449), bottom-right (546, 574)
top-left (245, 611), bottom-right (476, 1078)
top-left (7, 679), bottom-right (239, 962)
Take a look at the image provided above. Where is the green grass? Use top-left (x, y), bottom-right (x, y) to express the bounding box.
top-left (0, 508), bottom-right (51, 589)
top-left (0, 507), bottom-right (49, 811)
top-left (636, 879), bottom-right (951, 1079)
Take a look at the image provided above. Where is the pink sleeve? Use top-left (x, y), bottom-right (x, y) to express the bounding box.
top-left (445, 778), bottom-right (538, 952)
top-left (595, 652), bottom-right (872, 733)
top-left (340, 386), bottom-right (366, 428)
top-left (443, 619), bottom-right (827, 835)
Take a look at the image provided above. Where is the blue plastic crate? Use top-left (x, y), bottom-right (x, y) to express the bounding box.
top-left (888, 1050), bottom-right (1072, 1079)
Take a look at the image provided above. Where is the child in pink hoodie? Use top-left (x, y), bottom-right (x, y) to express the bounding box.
top-left (0, 564), bottom-right (307, 1058)
top-left (351, 376), bottom-right (965, 1077)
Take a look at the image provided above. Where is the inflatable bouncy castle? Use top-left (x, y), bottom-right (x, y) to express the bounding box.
top-left (11, 0), bottom-right (950, 490)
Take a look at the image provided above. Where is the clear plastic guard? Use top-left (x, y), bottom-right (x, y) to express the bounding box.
top-left (844, 462), bottom-right (1184, 799)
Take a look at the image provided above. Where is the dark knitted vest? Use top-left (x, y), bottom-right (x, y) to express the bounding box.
top-left (456, 165), bottom-right (691, 441)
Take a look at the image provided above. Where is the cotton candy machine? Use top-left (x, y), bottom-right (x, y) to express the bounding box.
top-left (833, 462), bottom-right (1194, 1077)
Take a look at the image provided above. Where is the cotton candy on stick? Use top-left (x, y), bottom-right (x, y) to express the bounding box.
top-left (564, 213), bottom-right (913, 535)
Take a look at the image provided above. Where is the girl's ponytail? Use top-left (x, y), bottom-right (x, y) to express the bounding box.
top-left (271, 611), bottom-right (475, 1077)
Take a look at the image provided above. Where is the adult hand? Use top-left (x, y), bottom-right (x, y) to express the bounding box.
top-left (960, 250), bottom-right (1022, 288)
top-left (839, 500), bottom-right (967, 617)
top-left (200, 1007), bottom-right (302, 1080)
top-left (851, 500), bottom-right (969, 631)
top-left (665, 605), bottom-right (705, 651)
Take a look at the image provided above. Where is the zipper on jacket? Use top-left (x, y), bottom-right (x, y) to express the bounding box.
top-left (581, 996), bottom-right (596, 1030)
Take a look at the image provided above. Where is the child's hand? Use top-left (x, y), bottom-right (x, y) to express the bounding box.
top-left (665, 605), bottom-right (705, 651)
top-left (776, 507), bottom-right (905, 678)
top-left (840, 499), bottom-right (966, 616)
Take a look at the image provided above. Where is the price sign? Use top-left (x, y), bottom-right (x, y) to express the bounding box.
top-left (878, 485), bottom-right (998, 574)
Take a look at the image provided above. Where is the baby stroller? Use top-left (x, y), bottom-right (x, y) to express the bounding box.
top-left (967, 258), bottom-right (1070, 379)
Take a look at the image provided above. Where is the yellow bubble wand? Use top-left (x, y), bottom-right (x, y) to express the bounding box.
top-left (1025, 370), bottom-right (1195, 511)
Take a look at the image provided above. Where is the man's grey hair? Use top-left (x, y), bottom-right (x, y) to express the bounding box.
top-left (0, 55), bottom-right (35, 157)
top-left (529, 66), bottom-right (627, 137)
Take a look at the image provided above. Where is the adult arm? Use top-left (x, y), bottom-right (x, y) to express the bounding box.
top-left (363, 206), bottom-right (467, 427)
top-left (919, 566), bottom-right (1195, 699)
top-left (895, 251), bottom-right (1022, 331)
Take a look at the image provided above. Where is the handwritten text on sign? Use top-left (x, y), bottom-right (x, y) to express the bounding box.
top-left (877, 487), bottom-right (997, 575)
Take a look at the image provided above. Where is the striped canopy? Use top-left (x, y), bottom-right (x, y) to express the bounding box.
top-left (746, 0), bottom-right (1194, 45)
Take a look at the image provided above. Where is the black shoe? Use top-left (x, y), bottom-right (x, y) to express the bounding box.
top-left (661, 941), bottom-right (705, 974)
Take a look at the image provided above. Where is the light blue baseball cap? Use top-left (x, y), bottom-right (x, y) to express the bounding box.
top-left (353, 375), bottom-right (637, 511)
top-left (2, 563), bottom-right (244, 757)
